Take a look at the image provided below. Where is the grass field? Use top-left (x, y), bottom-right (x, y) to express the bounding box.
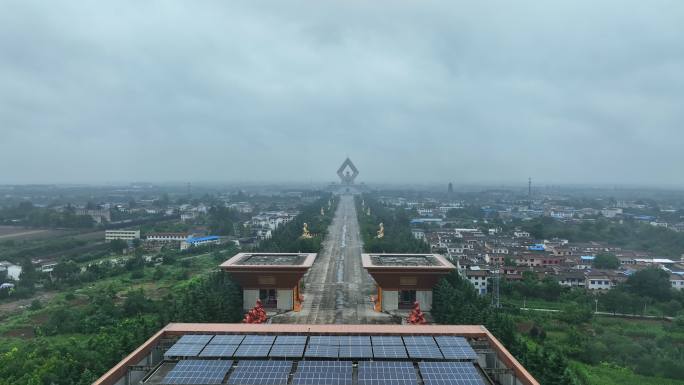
top-left (0, 225), bottom-right (66, 241)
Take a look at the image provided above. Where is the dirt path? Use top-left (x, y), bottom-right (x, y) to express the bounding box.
top-left (0, 291), bottom-right (58, 319)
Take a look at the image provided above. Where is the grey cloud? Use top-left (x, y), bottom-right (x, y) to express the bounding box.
top-left (1, 0), bottom-right (683, 186)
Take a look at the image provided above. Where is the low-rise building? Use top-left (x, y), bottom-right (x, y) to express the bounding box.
top-left (670, 274), bottom-right (684, 290)
top-left (180, 236), bottom-right (221, 250)
top-left (586, 272), bottom-right (613, 290)
top-left (362, 253), bottom-right (456, 311)
top-left (0, 261), bottom-right (22, 280)
top-left (105, 229), bottom-right (140, 241)
top-left (465, 269), bottom-right (489, 295)
top-left (221, 252), bottom-right (316, 311)
top-left (146, 232), bottom-right (189, 242)
top-left (557, 273), bottom-right (586, 288)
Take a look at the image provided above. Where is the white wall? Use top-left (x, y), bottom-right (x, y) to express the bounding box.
top-left (243, 289), bottom-right (259, 310)
top-left (382, 290), bottom-right (398, 311)
top-left (276, 289), bottom-right (293, 311)
top-left (416, 290), bottom-right (433, 311)
top-left (7, 265), bottom-right (22, 280)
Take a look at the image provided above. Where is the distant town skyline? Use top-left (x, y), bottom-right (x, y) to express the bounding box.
top-left (1, 1), bottom-right (683, 186)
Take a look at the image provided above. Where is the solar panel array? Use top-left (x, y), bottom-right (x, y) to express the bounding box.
top-left (419, 362), bottom-right (486, 385)
top-left (164, 334), bottom-right (479, 361)
top-left (228, 360), bottom-right (292, 385)
top-left (162, 359), bottom-right (232, 384)
top-left (292, 361), bottom-right (353, 385)
top-left (358, 361), bottom-right (418, 385)
top-left (160, 333), bottom-right (486, 385)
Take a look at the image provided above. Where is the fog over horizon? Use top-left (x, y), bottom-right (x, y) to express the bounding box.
top-left (1, 1), bottom-right (683, 186)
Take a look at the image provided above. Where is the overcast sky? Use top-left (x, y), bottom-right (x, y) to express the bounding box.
top-left (1, 1), bottom-right (683, 186)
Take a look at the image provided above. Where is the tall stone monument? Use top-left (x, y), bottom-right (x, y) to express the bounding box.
top-left (337, 157), bottom-right (359, 185)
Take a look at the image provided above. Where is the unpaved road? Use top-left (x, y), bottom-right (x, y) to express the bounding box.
top-left (273, 194), bottom-right (394, 324)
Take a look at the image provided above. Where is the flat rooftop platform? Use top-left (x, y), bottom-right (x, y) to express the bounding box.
top-left (220, 253), bottom-right (317, 270)
top-left (93, 324), bottom-right (539, 385)
top-left (362, 254), bottom-right (456, 271)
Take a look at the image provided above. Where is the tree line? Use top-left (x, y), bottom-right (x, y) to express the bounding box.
top-left (0, 272), bottom-right (242, 385)
top-left (0, 202), bottom-right (94, 228)
top-left (357, 195), bottom-right (429, 253)
top-left (254, 194), bottom-right (336, 253)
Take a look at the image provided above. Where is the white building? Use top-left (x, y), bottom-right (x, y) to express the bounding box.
top-left (146, 233), bottom-right (189, 242)
top-left (671, 274), bottom-right (684, 290)
top-left (601, 208), bottom-right (623, 218)
top-left (465, 269), bottom-right (489, 295)
top-left (105, 229), bottom-right (141, 241)
top-left (412, 229), bottom-right (425, 240)
top-left (586, 274), bottom-right (612, 290)
top-left (0, 261), bottom-right (22, 281)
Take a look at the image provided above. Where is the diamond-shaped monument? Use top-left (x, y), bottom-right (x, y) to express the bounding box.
top-left (337, 157), bottom-right (359, 185)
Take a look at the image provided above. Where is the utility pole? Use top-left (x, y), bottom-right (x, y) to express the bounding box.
top-left (187, 182), bottom-right (192, 197)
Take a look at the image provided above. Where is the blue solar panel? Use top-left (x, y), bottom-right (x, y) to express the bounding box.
top-left (297, 361), bottom-right (353, 371)
top-left (371, 336), bottom-right (404, 346)
top-left (439, 345), bottom-right (478, 360)
top-left (403, 336), bottom-right (437, 346)
top-left (434, 336), bottom-right (470, 347)
top-left (338, 336), bottom-right (371, 346)
top-left (210, 335), bottom-right (245, 345)
top-left (358, 361), bottom-right (417, 385)
top-left (234, 344), bottom-right (272, 357)
top-left (338, 345), bottom-right (373, 358)
top-left (308, 336), bottom-right (341, 345)
top-left (269, 344), bottom-right (305, 358)
top-left (406, 345), bottom-right (444, 359)
top-left (164, 343), bottom-right (206, 357)
top-left (162, 359), bottom-right (231, 384)
top-left (292, 361), bottom-right (352, 385)
top-left (228, 371), bottom-right (289, 385)
top-left (274, 335), bottom-right (308, 345)
top-left (358, 361), bottom-right (414, 370)
top-left (228, 361), bottom-right (292, 385)
top-left (236, 360), bottom-right (293, 370)
top-left (372, 345), bottom-right (408, 359)
top-left (304, 344), bottom-right (339, 358)
top-left (199, 344), bottom-right (239, 357)
top-left (242, 335), bottom-right (276, 345)
top-left (176, 334), bottom-right (214, 345)
top-left (419, 362), bottom-right (485, 385)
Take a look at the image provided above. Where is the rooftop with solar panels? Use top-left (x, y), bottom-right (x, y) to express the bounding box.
top-left (92, 324), bottom-right (538, 385)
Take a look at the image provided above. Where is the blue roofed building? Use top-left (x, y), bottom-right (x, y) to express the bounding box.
top-left (181, 235), bottom-right (221, 250)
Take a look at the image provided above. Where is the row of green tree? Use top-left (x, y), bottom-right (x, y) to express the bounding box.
top-left (0, 202), bottom-right (94, 228)
top-left (502, 267), bottom-right (684, 317)
top-left (254, 194), bottom-right (336, 253)
top-left (357, 196), bottom-right (430, 253)
top-left (0, 271), bottom-right (242, 385)
top-left (519, 217), bottom-right (684, 257)
top-left (0, 193), bottom-right (341, 384)
top-left (432, 272), bottom-right (578, 385)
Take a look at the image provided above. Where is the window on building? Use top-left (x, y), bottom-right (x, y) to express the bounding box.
top-left (259, 289), bottom-right (277, 308)
top-left (398, 290), bottom-right (416, 309)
